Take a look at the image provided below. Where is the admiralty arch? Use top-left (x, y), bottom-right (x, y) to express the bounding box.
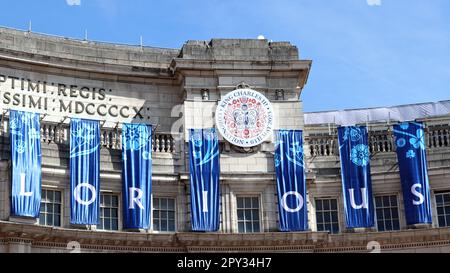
top-left (0, 26), bottom-right (450, 253)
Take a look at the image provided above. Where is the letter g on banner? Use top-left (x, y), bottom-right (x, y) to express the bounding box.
top-left (281, 191), bottom-right (304, 213)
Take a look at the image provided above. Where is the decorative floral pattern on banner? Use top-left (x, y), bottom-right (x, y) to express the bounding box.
top-left (9, 110), bottom-right (42, 218)
top-left (338, 125), bottom-right (375, 229)
top-left (393, 121), bottom-right (432, 225)
top-left (70, 119), bottom-right (100, 158)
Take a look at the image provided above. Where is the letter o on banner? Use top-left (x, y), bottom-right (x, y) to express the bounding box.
top-left (281, 191), bottom-right (304, 213)
top-left (74, 182), bottom-right (97, 206)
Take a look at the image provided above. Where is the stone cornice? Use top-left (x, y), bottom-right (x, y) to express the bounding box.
top-left (2, 221), bottom-right (450, 253)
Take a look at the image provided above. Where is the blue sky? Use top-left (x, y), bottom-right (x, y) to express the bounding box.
top-left (1, 0), bottom-right (449, 112)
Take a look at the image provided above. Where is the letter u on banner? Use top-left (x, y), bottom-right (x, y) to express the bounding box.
top-left (338, 126), bottom-right (375, 228)
top-left (393, 121), bottom-right (432, 225)
top-left (70, 118), bottom-right (100, 225)
top-left (122, 123), bottom-right (152, 229)
top-left (188, 128), bottom-right (220, 231)
top-left (274, 130), bottom-right (308, 231)
top-left (10, 110), bottom-right (42, 217)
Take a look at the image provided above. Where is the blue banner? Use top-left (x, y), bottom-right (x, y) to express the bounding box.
top-left (70, 118), bottom-right (100, 225)
top-left (393, 121), bottom-right (432, 225)
top-left (10, 110), bottom-right (42, 217)
top-left (188, 128), bottom-right (220, 231)
top-left (274, 130), bottom-right (308, 231)
top-left (122, 123), bottom-right (152, 229)
top-left (338, 126), bottom-right (375, 228)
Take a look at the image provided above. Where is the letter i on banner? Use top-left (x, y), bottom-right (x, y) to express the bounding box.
top-left (188, 128), bottom-right (220, 231)
top-left (122, 123), bottom-right (152, 229)
top-left (70, 118), bottom-right (100, 225)
top-left (337, 126), bottom-right (375, 229)
top-left (274, 130), bottom-right (308, 231)
top-left (393, 121), bottom-right (432, 225)
top-left (10, 110), bottom-right (42, 217)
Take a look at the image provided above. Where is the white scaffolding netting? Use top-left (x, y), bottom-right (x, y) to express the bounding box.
top-left (304, 100), bottom-right (450, 126)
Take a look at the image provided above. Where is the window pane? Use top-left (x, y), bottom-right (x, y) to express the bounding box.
top-left (160, 210), bottom-right (168, 219)
top-left (168, 199), bottom-right (175, 210)
top-left (436, 194), bottom-right (443, 205)
top-left (246, 222), bottom-right (253, 232)
top-left (244, 210), bottom-right (252, 221)
top-left (446, 215), bottom-right (450, 227)
top-left (392, 209), bottom-right (399, 219)
top-left (252, 197), bottom-right (259, 209)
top-left (47, 205), bottom-right (53, 214)
top-left (375, 197), bottom-right (382, 207)
top-left (384, 209), bottom-right (391, 219)
top-left (323, 200), bottom-right (330, 210)
top-left (390, 196), bottom-right (397, 206)
top-left (161, 199), bottom-right (168, 210)
top-left (104, 219), bottom-right (111, 230)
top-left (237, 198), bottom-right (244, 208)
top-left (153, 199), bottom-right (160, 209)
top-left (104, 195), bottom-right (111, 206)
top-left (377, 221), bottom-right (385, 231)
top-left (244, 198), bottom-right (252, 208)
top-left (168, 211), bottom-right (175, 220)
top-left (316, 212), bottom-right (324, 224)
top-left (112, 209), bottom-right (118, 218)
top-left (331, 212), bottom-right (338, 222)
top-left (393, 220), bottom-right (400, 231)
top-left (46, 214), bottom-right (53, 225)
top-left (382, 196), bottom-right (390, 206)
top-left (238, 222), bottom-right (245, 233)
top-left (54, 216), bottom-right (61, 227)
top-left (385, 220), bottom-right (392, 231)
top-left (39, 214), bottom-right (45, 225)
top-left (168, 220), bottom-right (175, 231)
top-left (111, 196), bottom-right (118, 207)
top-left (315, 200), bottom-right (323, 210)
top-left (253, 222), bottom-right (260, 232)
top-left (55, 191), bottom-right (62, 203)
top-left (153, 220), bottom-right (160, 231)
top-left (332, 224), bottom-right (339, 234)
top-left (54, 204), bottom-right (61, 214)
top-left (111, 220), bottom-right (118, 231)
top-left (159, 219), bottom-right (167, 231)
top-left (237, 210), bottom-right (244, 220)
top-left (252, 209), bottom-right (260, 221)
top-left (330, 200), bottom-right (337, 210)
top-left (104, 208), bottom-right (110, 218)
top-left (154, 210), bottom-right (160, 219)
top-left (444, 194), bottom-right (450, 205)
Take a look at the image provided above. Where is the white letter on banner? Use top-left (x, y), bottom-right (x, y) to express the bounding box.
top-left (129, 187), bottom-right (144, 209)
top-left (202, 191), bottom-right (208, 212)
top-left (281, 191), bottom-right (304, 212)
top-left (349, 188), bottom-right (368, 209)
top-left (74, 182), bottom-right (96, 206)
top-left (411, 183), bottom-right (425, 205)
top-left (19, 173), bottom-right (33, 197)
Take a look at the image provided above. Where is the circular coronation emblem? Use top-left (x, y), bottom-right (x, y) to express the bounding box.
top-left (215, 88), bottom-right (274, 147)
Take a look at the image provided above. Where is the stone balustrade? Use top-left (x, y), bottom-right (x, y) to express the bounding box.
top-left (305, 122), bottom-right (450, 157)
top-left (0, 120), bottom-right (175, 153)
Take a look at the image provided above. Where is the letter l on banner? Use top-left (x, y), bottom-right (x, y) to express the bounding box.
top-left (10, 110), bottom-right (42, 217)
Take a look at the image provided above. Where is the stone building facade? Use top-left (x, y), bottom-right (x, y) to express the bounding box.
top-left (0, 26), bottom-right (449, 253)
